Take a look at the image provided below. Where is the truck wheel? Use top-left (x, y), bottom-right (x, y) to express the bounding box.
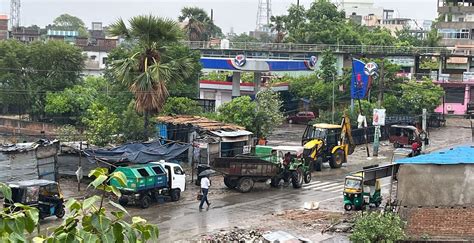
top-left (118, 196), bottom-right (129, 206)
top-left (170, 189), bottom-right (181, 201)
top-left (141, 196), bottom-right (151, 209)
top-left (304, 171), bottom-right (312, 184)
top-left (314, 160), bottom-right (322, 171)
top-left (291, 168), bottom-right (304, 189)
top-left (329, 149), bottom-right (344, 169)
top-left (344, 204), bottom-right (353, 211)
top-left (236, 177), bottom-right (254, 193)
top-left (270, 177), bottom-right (280, 187)
top-left (55, 205), bottom-right (65, 219)
top-left (224, 177), bottom-right (238, 189)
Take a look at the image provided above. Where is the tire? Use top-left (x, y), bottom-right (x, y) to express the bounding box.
top-left (224, 177), bottom-right (238, 189)
top-left (170, 189), bottom-right (180, 202)
top-left (141, 195), bottom-right (151, 209)
top-left (314, 160), bottom-right (322, 171)
top-left (344, 204), bottom-right (353, 211)
top-left (291, 168), bottom-right (304, 189)
top-left (304, 171), bottom-right (312, 184)
top-left (329, 149), bottom-right (344, 169)
top-left (270, 177), bottom-right (280, 188)
top-left (118, 196), bottom-right (129, 206)
top-left (55, 205), bottom-right (65, 219)
top-left (236, 177), bottom-right (254, 193)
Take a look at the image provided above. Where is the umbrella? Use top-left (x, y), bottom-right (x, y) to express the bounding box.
top-left (199, 169), bottom-right (216, 177)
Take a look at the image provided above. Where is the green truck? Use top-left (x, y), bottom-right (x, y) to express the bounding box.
top-left (110, 161), bottom-right (186, 208)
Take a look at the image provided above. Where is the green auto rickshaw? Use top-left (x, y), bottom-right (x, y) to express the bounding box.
top-left (343, 172), bottom-right (382, 211)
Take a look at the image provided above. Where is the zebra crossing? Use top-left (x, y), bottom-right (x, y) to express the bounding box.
top-left (302, 180), bottom-right (345, 193)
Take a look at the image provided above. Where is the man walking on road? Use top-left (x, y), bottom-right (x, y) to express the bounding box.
top-left (199, 176), bottom-right (211, 210)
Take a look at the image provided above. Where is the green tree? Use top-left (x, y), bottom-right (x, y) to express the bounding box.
top-left (0, 40), bottom-right (84, 119)
top-left (396, 27), bottom-right (423, 47)
top-left (350, 212), bottom-right (406, 242)
top-left (109, 15), bottom-right (195, 137)
top-left (52, 13), bottom-right (89, 37)
top-left (320, 49), bottom-right (337, 82)
top-left (217, 96), bottom-right (257, 130)
top-left (270, 15), bottom-right (287, 43)
top-left (82, 103), bottom-right (119, 146)
top-left (218, 91), bottom-right (284, 138)
top-left (178, 7), bottom-right (223, 41)
top-left (399, 79), bottom-right (444, 115)
top-left (120, 100), bottom-right (147, 142)
top-left (254, 89), bottom-right (284, 138)
top-left (230, 33), bottom-right (259, 42)
top-left (161, 97), bottom-right (203, 115)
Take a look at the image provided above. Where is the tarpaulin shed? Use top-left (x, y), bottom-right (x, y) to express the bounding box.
top-left (84, 141), bottom-right (191, 166)
top-left (0, 140), bottom-right (59, 182)
top-left (156, 115), bottom-right (245, 131)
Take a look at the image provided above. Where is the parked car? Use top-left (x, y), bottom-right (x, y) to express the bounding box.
top-left (287, 112), bottom-right (315, 124)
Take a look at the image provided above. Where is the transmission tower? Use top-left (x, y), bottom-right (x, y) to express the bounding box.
top-left (256, 0), bottom-right (272, 32)
top-left (10, 0), bottom-right (20, 30)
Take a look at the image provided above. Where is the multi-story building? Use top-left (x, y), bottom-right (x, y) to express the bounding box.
top-left (437, 0), bottom-right (474, 47)
top-left (0, 15), bottom-right (8, 40)
top-left (11, 26), bottom-right (41, 43)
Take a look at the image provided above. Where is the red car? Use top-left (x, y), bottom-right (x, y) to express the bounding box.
top-left (287, 112), bottom-right (315, 124)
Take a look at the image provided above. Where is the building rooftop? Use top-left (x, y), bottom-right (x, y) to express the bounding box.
top-left (396, 144), bottom-right (474, 164)
top-left (0, 15), bottom-right (8, 20)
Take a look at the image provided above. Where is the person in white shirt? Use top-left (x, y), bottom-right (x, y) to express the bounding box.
top-left (199, 176), bottom-right (211, 209)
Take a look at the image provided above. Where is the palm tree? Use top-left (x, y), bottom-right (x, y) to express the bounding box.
top-left (179, 7), bottom-right (209, 41)
top-left (109, 15), bottom-right (194, 137)
top-left (270, 16), bottom-right (287, 43)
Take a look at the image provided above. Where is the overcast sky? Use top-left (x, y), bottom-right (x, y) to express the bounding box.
top-left (0, 0), bottom-right (437, 34)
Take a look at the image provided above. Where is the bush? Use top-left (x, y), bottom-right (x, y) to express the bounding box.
top-left (350, 212), bottom-right (406, 242)
top-left (161, 97), bottom-right (203, 116)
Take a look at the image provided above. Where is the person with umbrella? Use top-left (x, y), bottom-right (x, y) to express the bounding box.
top-left (199, 169), bottom-right (214, 210)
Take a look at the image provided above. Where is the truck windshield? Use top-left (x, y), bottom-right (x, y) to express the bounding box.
top-left (311, 128), bottom-right (327, 140)
top-left (345, 179), bottom-right (362, 189)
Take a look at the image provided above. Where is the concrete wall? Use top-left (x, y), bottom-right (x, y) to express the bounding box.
top-left (397, 164), bottom-right (474, 207)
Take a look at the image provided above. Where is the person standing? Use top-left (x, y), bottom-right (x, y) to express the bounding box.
top-left (199, 175), bottom-right (211, 209)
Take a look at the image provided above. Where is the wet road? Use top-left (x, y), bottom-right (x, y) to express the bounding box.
top-left (39, 120), bottom-right (473, 241)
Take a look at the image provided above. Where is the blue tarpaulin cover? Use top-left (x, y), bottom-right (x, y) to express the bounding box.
top-left (84, 141), bottom-right (190, 164)
top-left (396, 145), bottom-right (474, 165)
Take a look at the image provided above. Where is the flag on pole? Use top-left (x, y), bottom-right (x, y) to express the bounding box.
top-left (351, 59), bottom-right (370, 99)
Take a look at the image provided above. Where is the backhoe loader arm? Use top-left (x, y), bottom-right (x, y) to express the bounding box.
top-left (341, 114), bottom-right (355, 155)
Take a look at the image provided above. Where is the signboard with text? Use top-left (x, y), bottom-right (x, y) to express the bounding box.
top-left (373, 109), bottom-right (386, 126)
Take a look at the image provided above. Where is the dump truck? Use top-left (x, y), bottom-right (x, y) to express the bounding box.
top-left (110, 161), bottom-right (186, 208)
top-left (212, 145), bottom-right (312, 193)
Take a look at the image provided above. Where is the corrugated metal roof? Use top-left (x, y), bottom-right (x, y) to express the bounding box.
top-left (210, 130), bottom-right (253, 137)
top-left (156, 115), bottom-right (245, 131)
top-left (396, 145), bottom-right (474, 165)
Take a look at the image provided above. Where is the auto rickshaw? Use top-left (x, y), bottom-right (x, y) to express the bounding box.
top-left (5, 179), bottom-right (65, 219)
top-left (343, 172), bottom-right (382, 211)
top-left (389, 125), bottom-right (429, 148)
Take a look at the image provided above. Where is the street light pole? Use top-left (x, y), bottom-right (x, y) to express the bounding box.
top-left (332, 74), bottom-right (335, 124)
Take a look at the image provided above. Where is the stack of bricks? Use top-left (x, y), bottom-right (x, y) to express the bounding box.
top-left (401, 207), bottom-right (474, 239)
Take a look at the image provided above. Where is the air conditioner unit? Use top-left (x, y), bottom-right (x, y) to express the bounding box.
top-left (446, 105), bottom-right (454, 111)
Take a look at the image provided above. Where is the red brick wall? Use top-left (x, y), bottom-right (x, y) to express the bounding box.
top-left (401, 207), bottom-right (474, 239)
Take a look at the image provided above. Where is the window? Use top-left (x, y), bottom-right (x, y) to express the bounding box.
top-left (137, 168), bottom-right (149, 177)
top-left (439, 29), bottom-right (470, 39)
top-left (445, 87), bottom-right (465, 104)
top-left (90, 55), bottom-right (97, 60)
top-left (151, 166), bottom-right (165, 175)
top-left (102, 57), bottom-right (108, 65)
top-left (174, 166), bottom-right (184, 175)
top-left (28, 37), bottom-right (35, 42)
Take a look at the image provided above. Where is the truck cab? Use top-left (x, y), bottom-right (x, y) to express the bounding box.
top-left (149, 160), bottom-right (186, 193)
